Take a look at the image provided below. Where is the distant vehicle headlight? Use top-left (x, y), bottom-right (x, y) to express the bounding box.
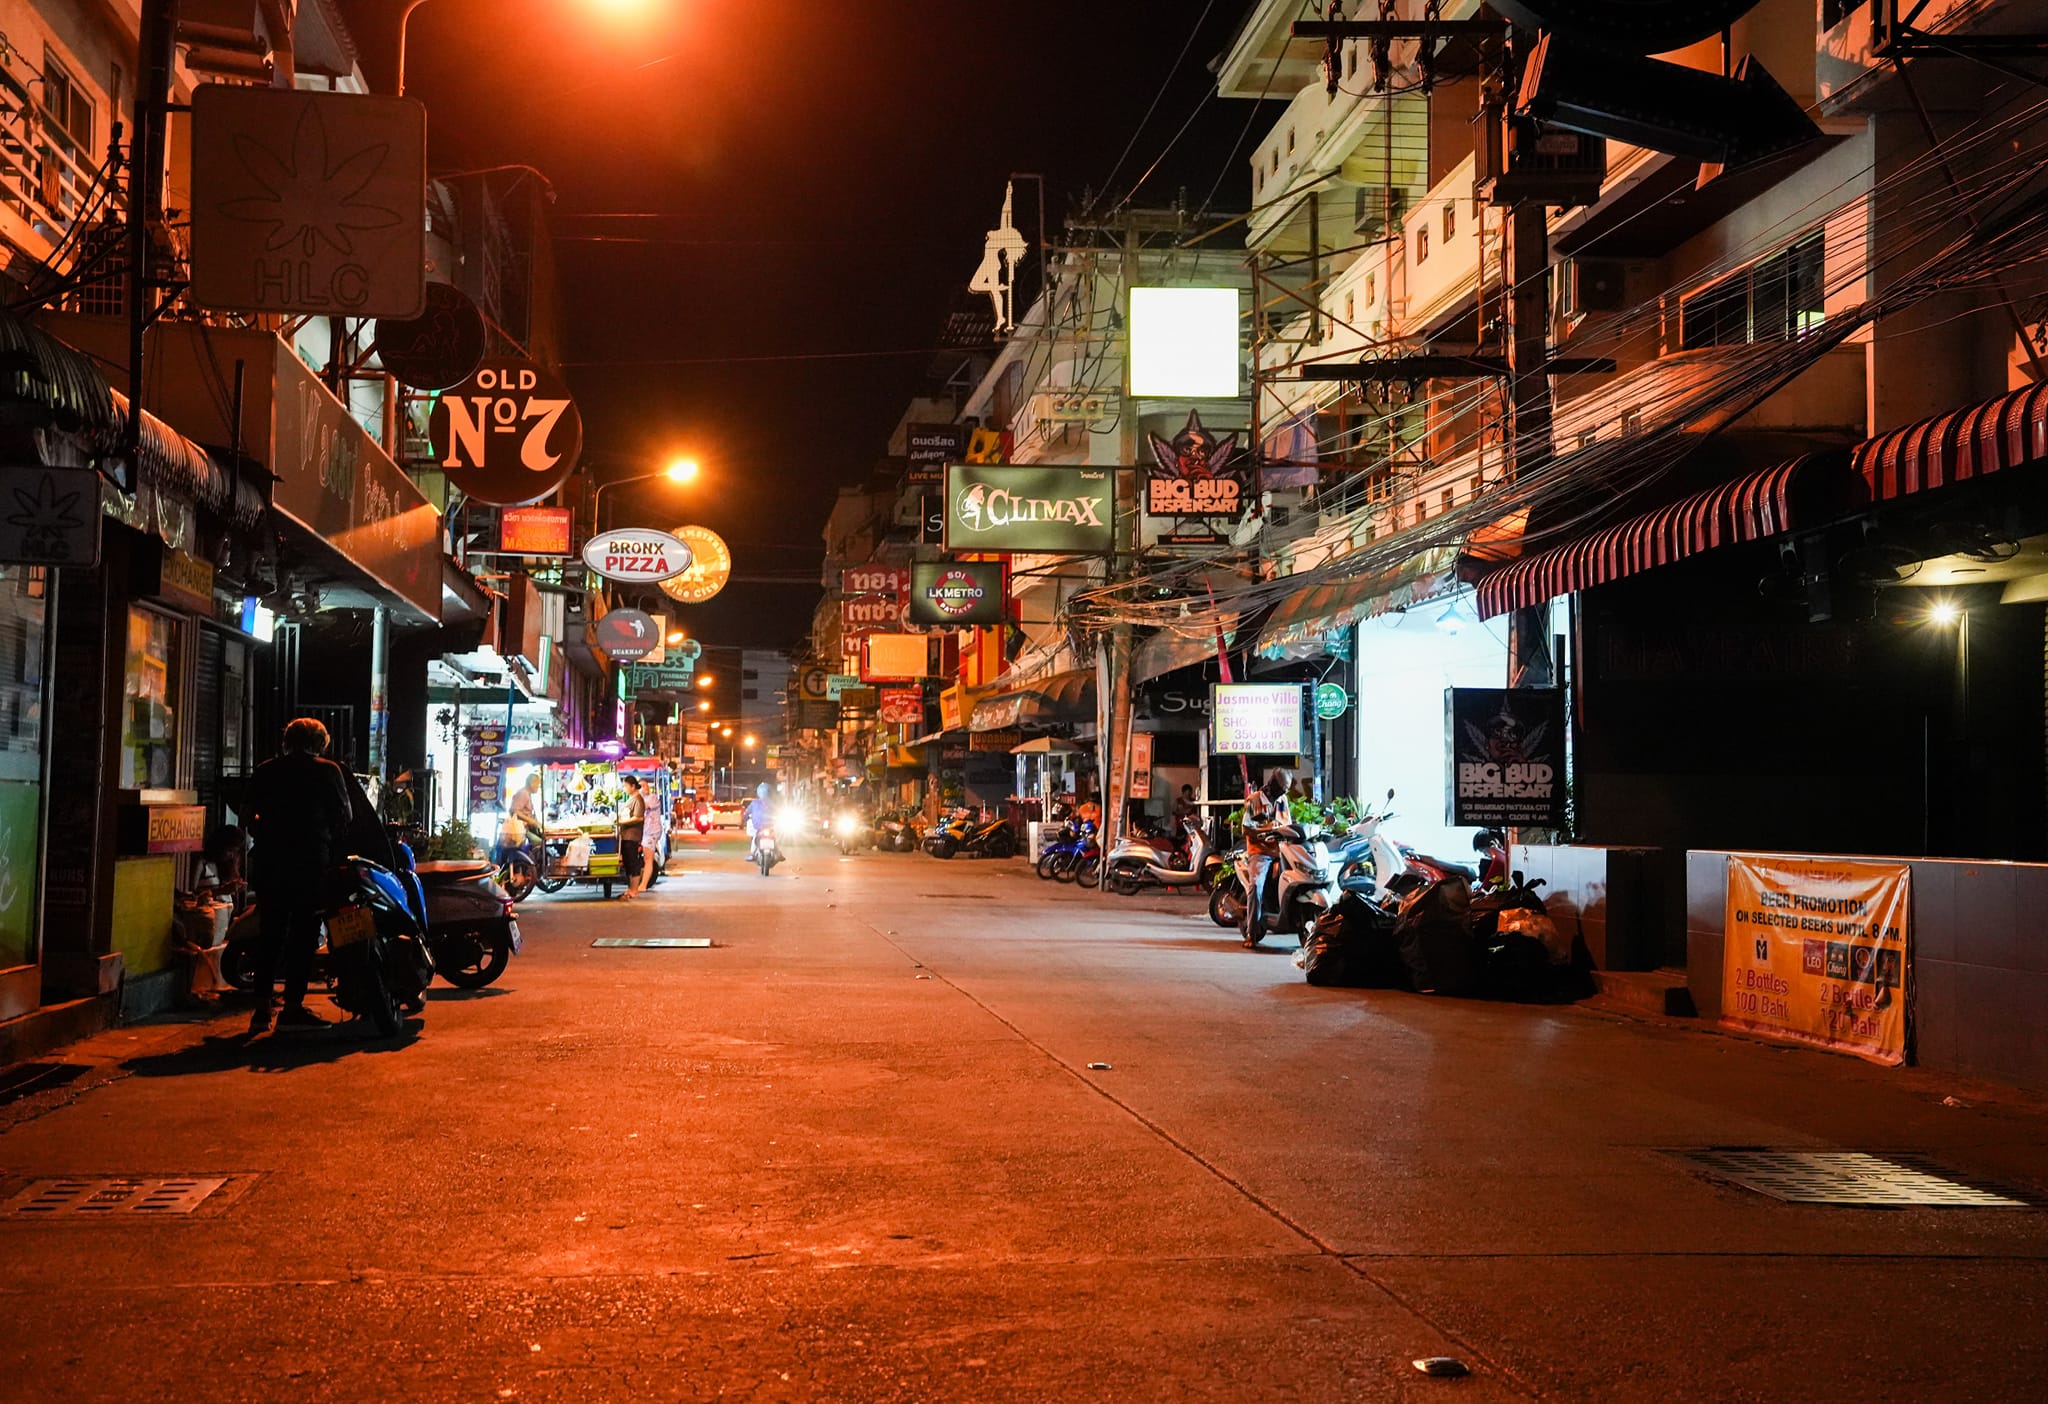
top-left (834, 812), bottom-right (860, 838)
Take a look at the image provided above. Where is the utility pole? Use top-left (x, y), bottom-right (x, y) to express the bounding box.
top-left (1102, 220), bottom-right (1142, 875)
top-left (1500, 28), bottom-right (1557, 691)
top-left (124, 0), bottom-right (178, 487)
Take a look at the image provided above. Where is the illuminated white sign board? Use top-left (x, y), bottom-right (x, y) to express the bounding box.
top-left (1209, 684), bottom-right (1304, 755)
top-left (581, 529), bottom-right (692, 584)
top-left (1130, 287), bottom-right (1241, 397)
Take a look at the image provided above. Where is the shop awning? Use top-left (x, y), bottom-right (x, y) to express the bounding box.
top-left (1855, 383), bottom-right (2048, 503)
top-left (1255, 545), bottom-right (1462, 659)
top-left (969, 668), bottom-right (1094, 731)
top-left (902, 727), bottom-right (963, 749)
top-left (1473, 452), bottom-right (1863, 618)
top-left (1133, 620), bottom-right (1237, 684)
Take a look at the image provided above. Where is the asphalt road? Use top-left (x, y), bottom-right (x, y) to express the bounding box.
top-left (3, 829), bottom-right (2046, 1402)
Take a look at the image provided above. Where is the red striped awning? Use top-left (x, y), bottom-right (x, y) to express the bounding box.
top-left (1855, 383), bottom-right (2048, 501)
top-left (1475, 454), bottom-right (1859, 619)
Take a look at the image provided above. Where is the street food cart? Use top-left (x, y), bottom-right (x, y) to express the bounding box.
top-left (503, 747), bottom-right (636, 899)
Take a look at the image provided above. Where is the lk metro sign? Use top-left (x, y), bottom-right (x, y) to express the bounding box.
top-left (943, 464), bottom-right (1113, 553)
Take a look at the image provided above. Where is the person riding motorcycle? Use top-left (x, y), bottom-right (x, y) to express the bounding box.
top-left (1241, 768), bottom-right (1292, 942)
top-left (744, 782), bottom-right (774, 860)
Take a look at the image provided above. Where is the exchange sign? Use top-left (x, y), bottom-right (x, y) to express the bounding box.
top-left (1210, 684), bottom-right (1304, 756)
top-left (428, 357), bottom-right (584, 505)
top-left (582, 528), bottom-right (692, 584)
top-left (944, 464), bottom-right (1113, 554)
top-left (908, 561), bottom-right (1006, 626)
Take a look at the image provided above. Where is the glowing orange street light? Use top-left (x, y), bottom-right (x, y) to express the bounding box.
top-left (742, 735), bottom-right (757, 749)
top-left (696, 699), bottom-right (712, 712)
top-left (665, 457), bottom-right (700, 484)
top-left (696, 674), bottom-right (713, 687)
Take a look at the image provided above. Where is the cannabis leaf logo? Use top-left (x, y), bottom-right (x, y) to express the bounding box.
top-left (218, 104), bottom-right (400, 256)
top-left (5, 472), bottom-right (87, 562)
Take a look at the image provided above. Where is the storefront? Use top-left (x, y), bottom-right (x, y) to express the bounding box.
top-left (0, 568), bottom-right (49, 1026)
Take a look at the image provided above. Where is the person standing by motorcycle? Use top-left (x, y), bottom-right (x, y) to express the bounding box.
top-left (246, 717), bottom-right (353, 1033)
top-left (1241, 768), bottom-right (1292, 943)
top-left (744, 782), bottom-right (773, 861)
top-left (617, 774), bottom-right (649, 900)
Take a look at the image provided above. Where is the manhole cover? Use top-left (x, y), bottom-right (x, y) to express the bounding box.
top-left (1673, 1149), bottom-right (2035, 1208)
top-left (1, 1175), bottom-right (258, 1219)
top-left (919, 894), bottom-right (996, 901)
top-left (592, 938), bottom-right (713, 948)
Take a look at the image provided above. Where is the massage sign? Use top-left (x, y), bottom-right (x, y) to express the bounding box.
top-left (428, 357), bottom-right (585, 506)
top-left (581, 529), bottom-right (693, 584)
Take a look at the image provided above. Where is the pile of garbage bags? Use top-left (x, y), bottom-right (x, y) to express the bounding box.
top-left (1298, 880), bottom-right (1591, 1002)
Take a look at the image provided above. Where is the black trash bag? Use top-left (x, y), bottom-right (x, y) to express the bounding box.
top-left (1395, 880), bottom-right (1480, 996)
top-left (1301, 893), bottom-right (1406, 988)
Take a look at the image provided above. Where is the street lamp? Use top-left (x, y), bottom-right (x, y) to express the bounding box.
top-left (696, 674), bottom-right (713, 687)
top-left (591, 459), bottom-right (699, 532)
top-left (398, 0), bottom-right (658, 94)
top-left (697, 699), bottom-right (712, 712)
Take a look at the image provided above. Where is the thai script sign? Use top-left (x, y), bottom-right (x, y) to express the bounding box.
top-left (944, 464), bottom-right (1113, 553)
top-left (843, 564), bottom-right (911, 597)
top-left (906, 424), bottom-right (968, 484)
top-left (878, 687), bottom-right (924, 725)
top-left (1446, 688), bottom-right (1566, 828)
top-left (501, 506), bottom-right (573, 556)
top-left (1723, 856), bottom-right (1910, 1066)
top-left (908, 561), bottom-right (1006, 626)
top-left (841, 594), bottom-right (906, 634)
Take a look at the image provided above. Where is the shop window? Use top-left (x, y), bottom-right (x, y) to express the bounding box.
top-left (1415, 227), bottom-right (1429, 265)
top-left (1364, 272), bottom-right (1375, 305)
top-left (1679, 234), bottom-right (1824, 350)
top-left (1344, 291), bottom-right (1355, 322)
top-left (1442, 202), bottom-right (1456, 241)
top-left (1440, 488), bottom-right (1455, 514)
top-left (121, 607), bottom-right (181, 790)
top-left (0, 569), bottom-right (43, 973)
top-left (1287, 128), bottom-right (1296, 154)
top-left (1271, 148), bottom-right (1279, 174)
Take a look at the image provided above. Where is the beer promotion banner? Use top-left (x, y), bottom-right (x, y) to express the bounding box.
top-left (1722, 856), bottom-right (1911, 1066)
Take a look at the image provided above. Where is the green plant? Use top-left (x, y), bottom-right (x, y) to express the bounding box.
top-left (419, 819), bottom-right (481, 862)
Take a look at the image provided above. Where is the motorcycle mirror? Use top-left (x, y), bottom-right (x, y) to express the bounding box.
top-left (395, 841), bottom-right (417, 873)
top-left (1385, 788), bottom-right (1396, 801)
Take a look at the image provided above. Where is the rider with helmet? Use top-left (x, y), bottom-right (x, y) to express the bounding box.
top-left (744, 782), bottom-right (774, 860)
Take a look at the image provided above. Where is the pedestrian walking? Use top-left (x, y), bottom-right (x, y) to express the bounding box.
top-left (618, 774), bottom-right (649, 899)
top-left (245, 717), bottom-right (353, 1033)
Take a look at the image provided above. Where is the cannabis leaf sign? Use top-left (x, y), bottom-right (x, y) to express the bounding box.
top-left (0, 468), bottom-right (95, 566)
top-left (219, 104), bottom-right (400, 257)
top-left (190, 87), bottom-right (426, 318)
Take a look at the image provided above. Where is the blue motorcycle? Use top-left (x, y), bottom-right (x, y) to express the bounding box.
top-left (1034, 819), bottom-right (1097, 882)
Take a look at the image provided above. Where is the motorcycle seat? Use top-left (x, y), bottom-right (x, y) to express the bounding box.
top-left (416, 859), bottom-right (498, 882)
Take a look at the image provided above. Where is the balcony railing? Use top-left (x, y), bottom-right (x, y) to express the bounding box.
top-left (0, 57), bottom-right (112, 260)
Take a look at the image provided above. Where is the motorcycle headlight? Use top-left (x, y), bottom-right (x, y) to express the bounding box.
top-left (835, 813), bottom-right (859, 837)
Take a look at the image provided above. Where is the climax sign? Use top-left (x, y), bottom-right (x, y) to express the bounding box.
top-left (582, 529), bottom-right (693, 584)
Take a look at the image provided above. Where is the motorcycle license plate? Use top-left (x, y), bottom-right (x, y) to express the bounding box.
top-left (327, 906), bottom-right (375, 949)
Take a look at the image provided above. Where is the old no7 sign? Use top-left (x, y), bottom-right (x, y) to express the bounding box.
top-left (191, 87), bottom-right (426, 318)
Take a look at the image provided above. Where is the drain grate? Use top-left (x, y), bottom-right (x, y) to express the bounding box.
top-left (1673, 1148), bottom-right (2035, 1208)
top-left (592, 937), bottom-right (713, 948)
top-left (2, 1175), bottom-right (256, 1218)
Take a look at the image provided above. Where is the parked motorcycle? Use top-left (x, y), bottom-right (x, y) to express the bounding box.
top-left (874, 809), bottom-right (923, 852)
top-left (412, 855), bottom-right (523, 988)
top-left (924, 809), bottom-right (1017, 860)
top-left (1103, 819), bottom-right (1220, 895)
top-left (1035, 819), bottom-right (1097, 880)
top-left (325, 854), bottom-right (436, 1035)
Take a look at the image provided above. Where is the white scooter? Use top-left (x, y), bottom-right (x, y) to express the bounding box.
top-left (1103, 819), bottom-right (1218, 895)
top-left (1231, 820), bottom-right (1339, 948)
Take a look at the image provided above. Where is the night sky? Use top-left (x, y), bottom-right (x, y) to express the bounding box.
top-left (344, 0), bottom-right (1273, 648)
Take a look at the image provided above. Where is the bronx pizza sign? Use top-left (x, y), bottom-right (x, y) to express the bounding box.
top-left (582, 529), bottom-right (693, 584)
top-left (428, 357), bottom-right (585, 505)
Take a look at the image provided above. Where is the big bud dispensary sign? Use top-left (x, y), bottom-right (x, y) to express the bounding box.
top-left (428, 357), bottom-right (584, 505)
top-left (582, 528), bottom-right (692, 584)
top-left (1210, 684), bottom-right (1303, 756)
top-left (943, 464), bottom-right (1113, 554)
top-left (908, 560), bottom-right (1006, 626)
top-left (1446, 688), bottom-right (1565, 828)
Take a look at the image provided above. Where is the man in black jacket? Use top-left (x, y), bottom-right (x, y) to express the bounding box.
top-left (246, 717), bottom-right (353, 1033)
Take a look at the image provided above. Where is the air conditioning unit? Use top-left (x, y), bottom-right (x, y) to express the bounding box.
top-left (1354, 186), bottom-right (1405, 237)
top-left (1561, 258), bottom-right (1631, 316)
top-left (1476, 114), bottom-right (1607, 209)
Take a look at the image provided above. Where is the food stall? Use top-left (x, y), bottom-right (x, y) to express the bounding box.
top-left (503, 747), bottom-right (633, 899)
